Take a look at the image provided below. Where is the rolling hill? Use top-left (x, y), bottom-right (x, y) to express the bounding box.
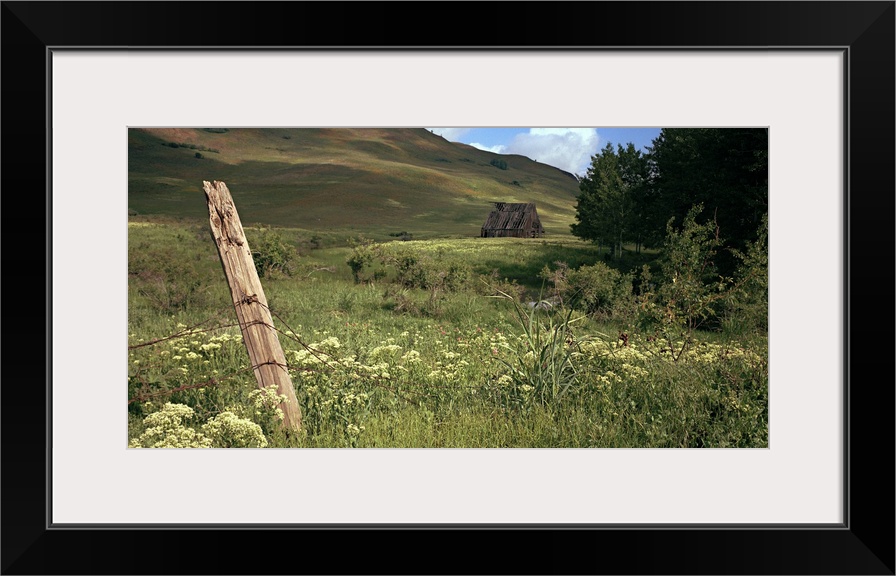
top-left (128, 127), bottom-right (583, 237)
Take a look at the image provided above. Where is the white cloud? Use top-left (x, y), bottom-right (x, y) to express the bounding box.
top-left (506, 128), bottom-right (600, 176)
top-left (427, 128), bottom-right (471, 141)
top-left (468, 142), bottom-right (506, 154)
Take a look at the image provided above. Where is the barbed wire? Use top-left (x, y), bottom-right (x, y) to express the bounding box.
top-left (127, 301), bottom-right (493, 407)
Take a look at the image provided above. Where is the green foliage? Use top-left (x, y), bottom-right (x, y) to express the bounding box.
top-left (128, 243), bottom-right (207, 312)
top-left (541, 261), bottom-right (635, 321)
top-left (722, 213), bottom-right (769, 335)
top-left (128, 221), bottom-right (767, 448)
top-left (494, 292), bottom-right (588, 408)
top-left (645, 128), bottom-right (768, 274)
top-left (567, 262), bottom-right (632, 318)
top-left (346, 238), bottom-right (377, 283)
top-left (571, 142), bottom-right (649, 259)
top-left (570, 129), bottom-right (768, 272)
top-left (636, 204), bottom-right (730, 359)
top-left (290, 337), bottom-right (372, 447)
top-left (479, 270), bottom-right (527, 302)
top-left (346, 240), bottom-right (472, 315)
top-left (490, 158), bottom-right (508, 170)
top-left (247, 227), bottom-right (296, 278)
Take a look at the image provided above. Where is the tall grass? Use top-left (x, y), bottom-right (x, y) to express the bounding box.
top-left (127, 219), bottom-right (768, 448)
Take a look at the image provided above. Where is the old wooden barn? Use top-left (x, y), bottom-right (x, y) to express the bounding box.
top-left (480, 202), bottom-right (545, 238)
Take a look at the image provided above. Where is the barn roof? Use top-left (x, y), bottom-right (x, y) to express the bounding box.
top-left (482, 202), bottom-right (539, 230)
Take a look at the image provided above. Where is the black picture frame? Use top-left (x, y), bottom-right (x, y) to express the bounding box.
top-left (3, 2), bottom-right (893, 574)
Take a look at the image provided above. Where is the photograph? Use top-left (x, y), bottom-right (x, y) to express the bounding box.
top-left (127, 126), bottom-right (769, 449)
top-left (4, 0), bottom-right (891, 573)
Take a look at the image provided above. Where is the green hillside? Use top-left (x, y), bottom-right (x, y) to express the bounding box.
top-left (128, 128), bottom-right (581, 237)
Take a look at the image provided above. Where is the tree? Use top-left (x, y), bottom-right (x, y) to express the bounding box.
top-left (644, 128), bottom-right (768, 274)
top-left (616, 142), bottom-right (650, 254)
top-left (639, 204), bottom-right (729, 360)
top-left (570, 142), bottom-right (648, 258)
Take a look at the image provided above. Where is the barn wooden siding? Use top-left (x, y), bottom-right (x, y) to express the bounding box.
top-left (480, 202), bottom-right (545, 238)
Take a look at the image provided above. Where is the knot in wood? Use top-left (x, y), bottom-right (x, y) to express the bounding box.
top-left (240, 294), bottom-right (260, 306)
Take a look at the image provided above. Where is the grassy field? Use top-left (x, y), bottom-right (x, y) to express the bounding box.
top-left (127, 217), bottom-right (768, 448)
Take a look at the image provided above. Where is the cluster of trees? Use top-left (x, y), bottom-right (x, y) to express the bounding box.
top-left (571, 128), bottom-right (768, 276)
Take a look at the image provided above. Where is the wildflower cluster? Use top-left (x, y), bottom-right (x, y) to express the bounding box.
top-left (200, 411), bottom-right (268, 448)
top-left (578, 333), bottom-right (763, 371)
top-left (128, 401), bottom-right (268, 448)
top-left (128, 323), bottom-right (245, 401)
top-left (128, 402), bottom-right (212, 448)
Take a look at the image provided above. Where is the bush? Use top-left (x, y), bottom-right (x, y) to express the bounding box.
top-left (722, 213), bottom-right (768, 336)
top-left (346, 238), bottom-right (377, 283)
top-left (636, 204), bottom-right (731, 359)
top-left (128, 244), bottom-right (207, 312)
top-left (568, 263), bottom-right (632, 319)
top-left (247, 227), bottom-right (296, 278)
top-left (479, 270), bottom-right (527, 302)
top-left (388, 247), bottom-right (471, 292)
top-left (539, 261), bottom-right (634, 321)
top-left (490, 158), bottom-right (508, 170)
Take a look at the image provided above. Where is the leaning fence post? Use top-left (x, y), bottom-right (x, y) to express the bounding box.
top-left (203, 180), bottom-right (302, 434)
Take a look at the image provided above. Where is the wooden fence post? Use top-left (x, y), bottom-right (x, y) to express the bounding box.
top-left (203, 180), bottom-right (302, 434)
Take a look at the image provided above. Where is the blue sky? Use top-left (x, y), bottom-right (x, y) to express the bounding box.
top-left (427, 128), bottom-right (661, 178)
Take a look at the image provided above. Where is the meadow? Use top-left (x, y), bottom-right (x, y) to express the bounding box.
top-left (127, 217), bottom-right (768, 448)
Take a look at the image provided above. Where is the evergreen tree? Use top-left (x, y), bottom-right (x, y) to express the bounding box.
top-left (571, 143), bottom-right (649, 258)
top-left (645, 128), bottom-right (768, 274)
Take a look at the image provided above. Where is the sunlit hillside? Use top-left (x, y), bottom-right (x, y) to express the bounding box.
top-left (128, 127), bottom-right (581, 237)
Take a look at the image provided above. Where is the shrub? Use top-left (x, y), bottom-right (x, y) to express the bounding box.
top-left (568, 263), bottom-right (633, 319)
top-left (490, 158), bottom-right (508, 170)
top-left (247, 227), bottom-right (295, 278)
top-left (722, 213), bottom-right (768, 336)
top-left (346, 238), bottom-right (377, 283)
top-left (539, 261), bottom-right (634, 321)
top-left (128, 244), bottom-right (207, 312)
top-left (637, 204), bottom-right (731, 359)
top-left (479, 270), bottom-right (527, 302)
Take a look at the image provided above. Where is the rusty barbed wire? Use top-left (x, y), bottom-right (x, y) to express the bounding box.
top-left (126, 302), bottom-right (481, 407)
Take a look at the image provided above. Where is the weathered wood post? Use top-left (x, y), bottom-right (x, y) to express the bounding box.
top-left (203, 180), bottom-right (302, 434)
